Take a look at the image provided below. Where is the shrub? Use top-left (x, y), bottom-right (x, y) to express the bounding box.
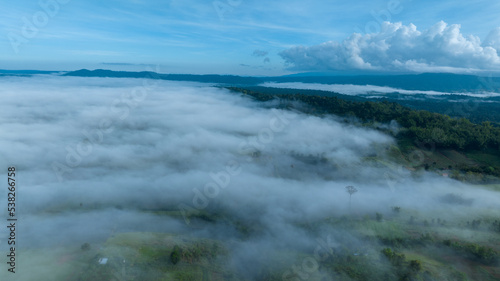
top-left (171, 245), bottom-right (181, 265)
top-left (409, 260), bottom-right (422, 272)
top-left (381, 248), bottom-right (405, 267)
top-left (443, 240), bottom-right (499, 264)
top-left (382, 248), bottom-right (394, 259)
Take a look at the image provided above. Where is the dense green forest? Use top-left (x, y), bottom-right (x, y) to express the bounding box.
top-left (227, 87), bottom-right (500, 151)
top-left (239, 86), bottom-right (500, 124)
top-left (227, 87), bottom-right (500, 179)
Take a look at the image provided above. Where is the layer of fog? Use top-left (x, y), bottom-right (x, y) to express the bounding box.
top-left (260, 82), bottom-right (500, 98)
top-left (0, 75), bottom-right (499, 279)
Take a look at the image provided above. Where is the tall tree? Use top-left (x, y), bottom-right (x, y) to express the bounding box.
top-left (345, 185), bottom-right (358, 211)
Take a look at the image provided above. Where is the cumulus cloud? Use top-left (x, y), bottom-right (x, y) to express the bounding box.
top-left (280, 21), bottom-right (500, 73)
top-left (0, 75), bottom-right (499, 279)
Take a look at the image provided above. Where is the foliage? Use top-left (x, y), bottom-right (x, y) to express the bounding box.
top-left (443, 240), bottom-right (499, 265)
top-left (346, 185), bottom-right (358, 211)
top-left (228, 87), bottom-right (500, 152)
top-left (491, 219), bottom-right (500, 232)
top-left (470, 219), bottom-right (482, 229)
top-left (346, 185), bottom-right (358, 195)
top-left (322, 248), bottom-right (393, 281)
top-left (175, 241), bottom-right (225, 264)
top-left (408, 260), bottom-right (422, 272)
top-left (171, 245), bottom-right (181, 265)
top-left (391, 206), bottom-right (401, 213)
top-left (381, 248), bottom-right (406, 267)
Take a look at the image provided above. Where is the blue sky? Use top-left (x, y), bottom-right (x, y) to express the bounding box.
top-left (2, 0), bottom-right (500, 75)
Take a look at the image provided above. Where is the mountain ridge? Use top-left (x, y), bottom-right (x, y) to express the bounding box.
top-left (62, 69), bottom-right (500, 93)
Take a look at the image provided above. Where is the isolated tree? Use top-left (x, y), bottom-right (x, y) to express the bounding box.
top-left (345, 185), bottom-right (358, 211)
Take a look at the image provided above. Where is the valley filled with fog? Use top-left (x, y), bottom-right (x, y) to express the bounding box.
top-left (259, 82), bottom-right (500, 98)
top-left (0, 75), bottom-right (499, 280)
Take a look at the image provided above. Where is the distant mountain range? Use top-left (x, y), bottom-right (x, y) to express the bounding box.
top-left (62, 69), bottom-right (263, 85)
top-left (58, 69), bottom-right (500, 124)
top-left (62, 69), bottom-right (500, 93)
top-left (0, 69), bottom-right (60, 77)
top-left (269, 72), bottom-right (500, 93)
top-left (1, 69), bottom-right (499, 93)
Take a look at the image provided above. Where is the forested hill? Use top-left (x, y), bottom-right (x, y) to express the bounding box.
top-left (227, 87), bottom-right (500, 180)
top-left (239, 86), bottom-right (500, 124)
top-left (61, 69), bottom-right (500, 152)
top-left (227, 87), bottom-right (500, 150)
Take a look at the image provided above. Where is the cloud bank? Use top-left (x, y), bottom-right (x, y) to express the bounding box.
top-left (0, 75), bottom-right (499, 280)
top-left (280, 21), bottom-right (500, 74)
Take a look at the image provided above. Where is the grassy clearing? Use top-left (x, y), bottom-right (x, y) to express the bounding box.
top-left (4, 210), bottom-right (498, 281)
top-left (356, 220), bottom-right (407, 238)
top-left (70, 232), bottom-right (239, 281)
top-left (0, 246), bottom-right (98, 281)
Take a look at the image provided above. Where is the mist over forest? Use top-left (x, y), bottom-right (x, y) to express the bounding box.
top-left (1, 75), bottom-right (499, 280)
top-left (4, 0), bottom-right (500, 279)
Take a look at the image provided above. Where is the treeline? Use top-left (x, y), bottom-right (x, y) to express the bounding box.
top-left (227, 87), bottom-right (500, 151)
top-left (443, 239), bottom-right (498, 265)
top-left (393, 97), bottom-right (500, 124)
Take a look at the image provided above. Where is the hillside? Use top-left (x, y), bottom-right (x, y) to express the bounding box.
top-left (226, 87), bottom-right (500, 183)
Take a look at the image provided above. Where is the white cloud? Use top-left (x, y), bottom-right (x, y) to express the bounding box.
top-left (280, 21), bottom-right (500, 73)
